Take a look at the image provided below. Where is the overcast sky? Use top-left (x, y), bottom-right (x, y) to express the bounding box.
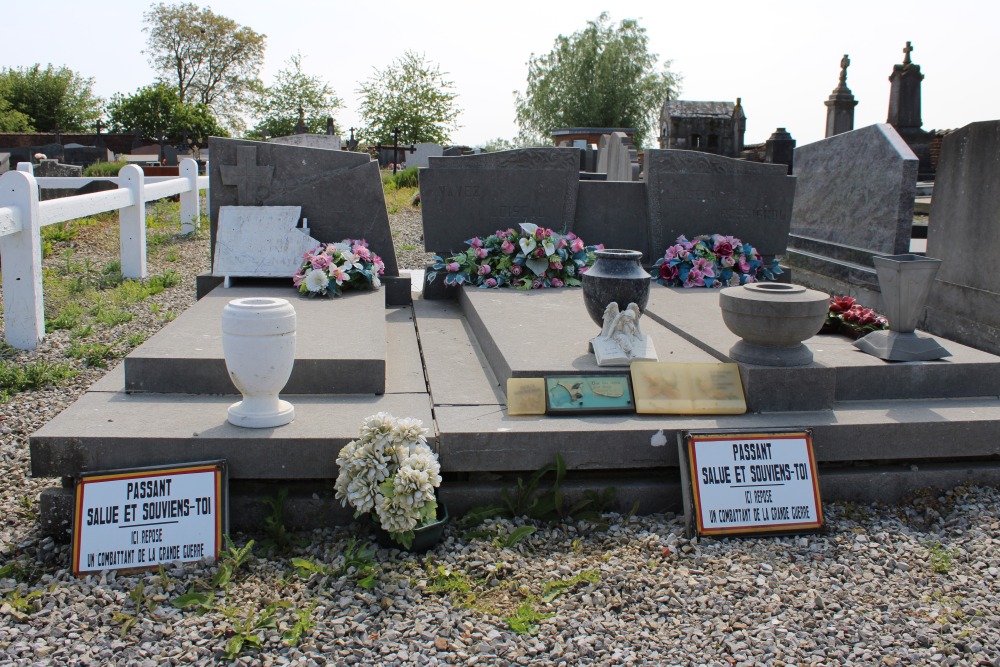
top-left (3, 0), bottom-right (995, 148)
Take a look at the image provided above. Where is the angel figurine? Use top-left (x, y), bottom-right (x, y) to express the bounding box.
top-left (591, 302), bottom-right (657, 366)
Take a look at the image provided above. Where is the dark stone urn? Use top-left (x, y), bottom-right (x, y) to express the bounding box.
top-left (581, 249), bottom-right (651, 327)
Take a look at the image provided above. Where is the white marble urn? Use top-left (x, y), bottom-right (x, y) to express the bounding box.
top-left (221, 297), bottom-right (296, 428)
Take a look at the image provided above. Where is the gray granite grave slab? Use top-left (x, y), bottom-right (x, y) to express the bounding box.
top-left (30, 393), bottom-right (431, 479)
top-left (790, 123), bottom-right (916, 254)
top-left (922, 120), bottom-right (1000, 354)
top-left (456, 288), bottom-right (719, 387)
top-left (212, 206), bottom-right (319, 278)
top-left (124, 285), bottom-right (385, 394)
top-left (411, 298), bottom-right (504, 406)
top-left (419, 148), bottom-right (580, 254)
top-left (208, 137), bottom-right (398, 275)
top-left (644, 150), bottom-right (795, 260)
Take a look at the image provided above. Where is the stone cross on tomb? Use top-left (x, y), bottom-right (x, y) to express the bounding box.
top-left (839, 54), bottom-right (850, 84)
top-left (220, 145), bottom-right (275, 206)
top-left (903, 41), bottom-right (913, 66)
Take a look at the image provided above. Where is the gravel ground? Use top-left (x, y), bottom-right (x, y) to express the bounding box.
top-left (2, 201), bottom-right (1000, 666)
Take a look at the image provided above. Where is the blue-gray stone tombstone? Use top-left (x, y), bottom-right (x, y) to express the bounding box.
top-left (208, 137), bottom-right (398, 275)
top-left (645, 149), bottom-right (795, 260)
top-left (419, 148), bottom-right (580, 254)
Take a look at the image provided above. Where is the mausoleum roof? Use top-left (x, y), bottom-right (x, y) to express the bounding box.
top-left (661, 100), bottom-right (736, 119)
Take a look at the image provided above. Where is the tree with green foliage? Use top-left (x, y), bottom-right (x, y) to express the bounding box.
top-left (106, 83), bottom-right (227, 142)
top-left (356, 51), bottom-right (460, 145)
top-left (515, 13), bottom-right (680, 148)
top-left (143, 2), bottom-right (266, 133)
top-left (247, 53), bottom-right (343, 139)
top-left (0, 63), bottom-right (103, 132)
top-left (0, 97), bottom-right (32, 132)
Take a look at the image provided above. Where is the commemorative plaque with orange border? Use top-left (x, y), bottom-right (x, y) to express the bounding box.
top-left (72, 461), bottom-right (227, 576)
top-left (678, 430), bottom-right (823, 537)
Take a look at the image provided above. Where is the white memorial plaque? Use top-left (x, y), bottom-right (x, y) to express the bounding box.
top-left (213, 206), bottom-right (318, 278)
top-left (679, 430), bottom-right (822, 537)
top-left (73, 462), bottom-right (227, 576)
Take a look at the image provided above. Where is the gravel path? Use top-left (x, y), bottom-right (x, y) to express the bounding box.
top-left (2, 201), bottom-right (1000, 666)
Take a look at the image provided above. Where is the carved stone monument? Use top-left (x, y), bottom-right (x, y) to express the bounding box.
top-left (590, 302), bottom-right (658, 366)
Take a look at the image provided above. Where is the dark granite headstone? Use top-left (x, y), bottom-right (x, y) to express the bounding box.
top-left (645, 149), bottom-right (795, 259)
top-left (573, 181), bottom-right (649, 259)
top-left (162, 145), bottom-right (179, 166)
top-left (208, 137), bottom-right (398, 275)
top-left (921, 121), bottom-right (1000, 353)
top-left (419, 148), bottom-right (580, 254)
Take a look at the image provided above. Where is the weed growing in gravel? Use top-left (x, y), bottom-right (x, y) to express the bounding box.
top-left (41, 221), bottom-right (77, 243)
top-left (127, 333), bottom-right (146, 347)
top-left (463, 454), bottom-right (624, 527)
top-left (113, 579), bottom-right (158, 636)
top-left (164, 248), bottom-right (180, 262)
top-left (504, 600), bottom-right (553, 635)
top-left (60, 247), bottom-right (80, 275)
top-left (45, 304), bottom-right (84, 332)
top-left (399, 242), bottom-right (419, 252)
top-left (292, 538), bottom-right (379, 588)
top-left (70, 324), bottom-right (93, 339)
top-left (16, 495), bottom-right (38, 521)
top-left (161, 309), bottom-right (176, 322)
top-left (927, 541), bottom-right (955, 573)
top-left (540, 570), bottom-right (600, 602)
top-left (220, 601), bottom-right (289, 660)
top-left (68, 341), bottom-right (114, 368)
top-left (0, 359), bottom-right (77, 400)
top-left (148, 231), bottom-right (172, 247)
top-left (259, 489), bottom-right (308, 554)
top-left (91, 302), bottom-right (133, 326)
top-left (282, 603), bottom-right (317, 647)
top-left (1, 586), bottom-right (48, 621)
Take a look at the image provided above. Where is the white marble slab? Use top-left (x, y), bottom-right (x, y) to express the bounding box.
top-left (213, 206), bottom-right (318, 278)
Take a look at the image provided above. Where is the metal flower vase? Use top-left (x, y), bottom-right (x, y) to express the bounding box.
top-left (854, 254), bottom-right (951, 362)
top-left (581, 249), bottom-right (651, 328)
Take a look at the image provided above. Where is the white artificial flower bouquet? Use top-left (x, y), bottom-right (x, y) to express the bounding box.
top-left (334, 413), bottom-right (442, 549)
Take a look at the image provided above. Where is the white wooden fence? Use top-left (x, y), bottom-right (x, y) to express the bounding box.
top-left (0, 157), bottom-right (208, 350)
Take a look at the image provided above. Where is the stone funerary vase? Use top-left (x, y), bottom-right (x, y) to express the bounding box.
top-left (581, 249), bottom-right (651, 328)
top-left (221, 297), bottom-right (296, 428)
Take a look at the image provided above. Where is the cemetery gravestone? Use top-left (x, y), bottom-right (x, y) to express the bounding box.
top-left (209, 137), bottom-right (398, 276)
top-left (645, 149), bottom-right (795, 261)
top-left (410, 142), bottom-right (443, 168)
top-left (596, 135), bottom-right (610, 173)
top-left (785, 123), bottom-right (917, 294)
top-left (923, 120), bottom-right (1000, 353)
top-left (0, 153), bottom-right (9, 174)
top-left (420, 148), bottom-right (581, 254)
top-left (605, 132), bottom-right (637, 182)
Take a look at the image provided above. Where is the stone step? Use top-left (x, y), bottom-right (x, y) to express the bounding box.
top-left (123, 285), bottom-right (387, 394)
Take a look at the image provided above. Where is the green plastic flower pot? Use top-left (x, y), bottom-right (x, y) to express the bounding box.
top-left (372, 503), bottom-right (449, 553)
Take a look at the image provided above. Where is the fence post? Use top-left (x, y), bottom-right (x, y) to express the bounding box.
top-left (0, 170), bottom-right (45, 349)
top-left (179, 157), bottom-right (200, 234)
top-left (118, 164), bottom-right (147, 279)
